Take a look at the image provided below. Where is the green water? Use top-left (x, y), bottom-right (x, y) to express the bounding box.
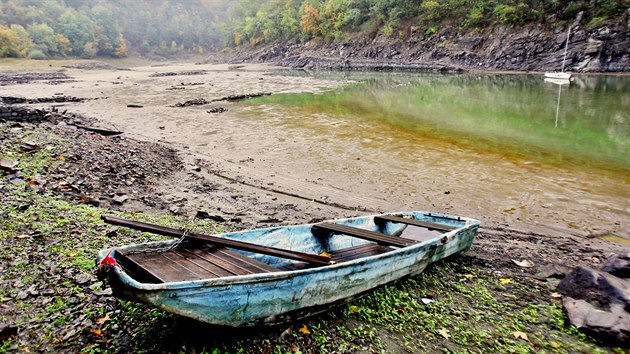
top-left (251, 73), bottom-right (629, 176)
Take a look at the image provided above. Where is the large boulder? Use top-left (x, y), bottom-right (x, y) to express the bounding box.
top-left (557, 258), bottom-right (630, 344)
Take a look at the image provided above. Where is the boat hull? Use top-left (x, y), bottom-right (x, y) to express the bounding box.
top-left (100, 211), bottom-right (480, 327)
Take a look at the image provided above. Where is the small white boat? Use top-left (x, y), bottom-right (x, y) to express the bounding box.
top-left (544, 27), bottom-right (572, 80)
top-left (544, 72), bottom-right (571, 80)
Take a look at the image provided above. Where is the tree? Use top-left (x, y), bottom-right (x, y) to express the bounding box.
top-left (56, 10), bottom-right (94, 56)
top-left (55, 33), bottom-right (72, 56)
top-left (91, 5), bottom-right (119, 56)
top-left (113, 33), bottom-right (128, 57)
top-left (82, 41), bottom-right (97, 58)
top-left (9, 24), bottom-right (33, 57)
top-left (300, 4), bottom-right (321, 36)
top-left (0, 24), bottom-right (20, 57)
top-left (26, 22), bottom-right (58, 56)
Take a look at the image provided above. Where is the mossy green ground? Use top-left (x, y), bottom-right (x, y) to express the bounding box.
top-left (0, 124), bottom-right (624, 353)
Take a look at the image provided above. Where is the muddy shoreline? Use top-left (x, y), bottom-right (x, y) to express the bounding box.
top-left (0, 59), bottom-right (627, 243)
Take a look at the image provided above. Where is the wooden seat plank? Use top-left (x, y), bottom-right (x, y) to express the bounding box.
top-left (312, 223), bottom-right (417, 248)
top-left (374, 215), bottom-right (456, 232)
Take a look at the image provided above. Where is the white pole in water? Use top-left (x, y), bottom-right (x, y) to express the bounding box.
top-left (561, 26), bottom-right (571, 73)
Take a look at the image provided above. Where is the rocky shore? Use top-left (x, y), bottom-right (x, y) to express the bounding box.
top-left (217, 21), bottom-right (630, 73)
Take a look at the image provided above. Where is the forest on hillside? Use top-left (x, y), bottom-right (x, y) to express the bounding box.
top-left (225, 0), bottom-right (629, 46)
top-left (1, 0), bottom-right (628, 60)
top-left (0, 0), bottom-right (232, 59)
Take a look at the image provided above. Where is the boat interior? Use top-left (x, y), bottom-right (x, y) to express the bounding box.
top-left (108, 214), bottom-right (458, 284)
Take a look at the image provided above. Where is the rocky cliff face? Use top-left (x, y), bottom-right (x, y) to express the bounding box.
top-left (229, 16), bottom-right (630, 73)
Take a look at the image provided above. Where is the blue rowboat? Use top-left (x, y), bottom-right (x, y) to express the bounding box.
top-left (97, 211), bottom-right (480, 327)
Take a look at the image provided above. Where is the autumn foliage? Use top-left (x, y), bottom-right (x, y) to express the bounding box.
top-left (226, 0), bottom-right (630, 46)
top-left (300, 5), bottom-right (321, 35)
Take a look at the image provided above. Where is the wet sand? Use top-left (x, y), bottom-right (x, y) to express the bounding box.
top-left (1, 60), bottom-right (628, 241)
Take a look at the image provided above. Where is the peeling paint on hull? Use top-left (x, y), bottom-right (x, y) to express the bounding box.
top-left (98, 211), bottom-right (480, 327)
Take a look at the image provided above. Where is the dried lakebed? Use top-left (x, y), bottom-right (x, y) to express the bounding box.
top-left (0, 60), bottom-right (628, 353)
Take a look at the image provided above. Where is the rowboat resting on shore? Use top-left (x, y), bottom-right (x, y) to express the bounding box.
top-left (97, 211), bottom-right (480, 327)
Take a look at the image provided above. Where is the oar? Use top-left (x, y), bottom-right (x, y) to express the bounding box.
top-left (101, 215), bottom-right (332, 266)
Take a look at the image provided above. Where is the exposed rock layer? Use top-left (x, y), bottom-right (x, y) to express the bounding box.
top-left (222, 22), bottom-right (630, 72)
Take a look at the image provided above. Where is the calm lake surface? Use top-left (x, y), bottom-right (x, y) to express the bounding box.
top-left (253, 73), bottom-right (629, 177)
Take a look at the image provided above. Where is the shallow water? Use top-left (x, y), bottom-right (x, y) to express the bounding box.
top-left (252, 73), bottom-right (629, 177)
top-left (241, 72), bottom-right (629, 235)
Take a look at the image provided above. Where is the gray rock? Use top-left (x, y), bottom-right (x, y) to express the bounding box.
top-left (112, 195), bottom-right (128, 204)
top-left (585, 37), bottom-right (603, 55)
top-left (563, 297), bottom-right (630, 344)
top-left (557, 265), bottom-right (630, 344)
top-left (602, 253), bottom-right (630, 278)
top-left (93, 288), bottom-right (113, 296)
top-left (74, 273), bottom-right (92, 285)
top-left (557, 266), bottom-right (630, 307)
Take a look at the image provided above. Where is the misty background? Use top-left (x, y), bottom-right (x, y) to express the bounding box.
top-left (0, 0), bottom-right (234, 59)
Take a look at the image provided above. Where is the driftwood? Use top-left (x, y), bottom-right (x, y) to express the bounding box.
top-left (212, 92), bottom-right (271, 102)
top-left (75, 125), bottom-right (123, 136)
top-left (173, 92), bottom-right (271, 108)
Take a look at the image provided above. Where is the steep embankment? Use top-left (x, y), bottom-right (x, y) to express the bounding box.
top-left (222, 20), bottom-right (630, 73)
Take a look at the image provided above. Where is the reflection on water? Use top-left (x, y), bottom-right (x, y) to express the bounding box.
top-left (253, 73), bottom-right (629, 176)
top-left (543, 77), bottom-right (570, 128)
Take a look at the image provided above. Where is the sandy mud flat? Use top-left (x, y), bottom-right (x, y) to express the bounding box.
top-left (2, 59), bottom-right (628, 276)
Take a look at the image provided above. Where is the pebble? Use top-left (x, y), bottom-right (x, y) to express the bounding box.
top-left (74, 273), bottom-right (92, 285)
top-left (112, 195), bottom-right (128, 204)
top-left (93, 288), bottom-right (113, 296)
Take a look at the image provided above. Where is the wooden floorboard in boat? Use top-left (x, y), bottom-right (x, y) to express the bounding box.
top-left (180, 246), bottom-right (255, 276)
top-left (128, 252), bottom-right (211, 282)
top-left (126, 244), bottom-right (279, 283)
top-left (200, 245), bottom-right (280, 273)
top-left (330, 244), bottom-right (393, 263)
top-left (279, 244), bottom-right (393, 271)
top-left (169, 249), bottom-right (235, 278)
